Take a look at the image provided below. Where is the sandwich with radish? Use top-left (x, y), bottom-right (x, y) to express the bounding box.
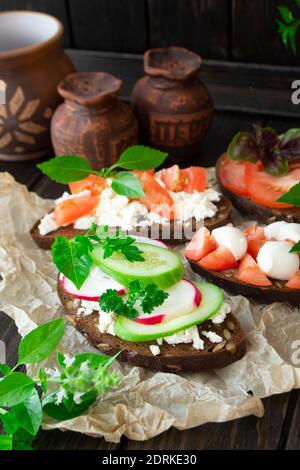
top-left (31, 145), bottom-right (232, 249)
top-left (54, 224), bottom-right (246, 372)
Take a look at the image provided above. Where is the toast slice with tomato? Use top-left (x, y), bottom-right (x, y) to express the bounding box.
top-left (58, 279), bottom-right (246, 372)
top-left (30, 195), bottom-right (232, 250)
top-left (216, 154), bottom-right (300, 224)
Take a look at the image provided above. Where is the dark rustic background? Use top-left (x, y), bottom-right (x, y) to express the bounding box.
top-left (1, 0), bottom-right (300, 66)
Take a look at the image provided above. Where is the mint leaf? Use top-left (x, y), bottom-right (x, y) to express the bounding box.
top-left (0, 435), bottom-right (13, 450)
top-left (18, 318), bottom-right (65, 365)
top-left (52, 236), bottom-right (92, 289)
top-left (0, 372), bottom-right (35, 407)
top-left (111, 171), bottom-right (145, 197)
top-left (13, 389), bottom-right (42, 437)
top-left (113, 145), bottom-right (168, 170)
top-left (277, 182), bottom-right (300, 206)
top-left (37, 156), bottom-right (95, 183)
top-left (290, 241), bottom-right (300, 252)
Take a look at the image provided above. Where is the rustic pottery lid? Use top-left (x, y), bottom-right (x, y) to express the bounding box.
top-left (144, 47), bottom-right (202, 81)
top-left (57, 72), bottom-right (123, 107)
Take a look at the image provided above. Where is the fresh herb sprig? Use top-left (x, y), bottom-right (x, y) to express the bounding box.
top-left (99, 280), bottom-right (169, 319)
top-left (228, 125), bottom-right (300, 176)
top-left (277, 2), bottom-right (300, 54)
top-left (0, 319), bottom-right (120, 450)
top-left (51, 225), bottom-right (144, 289)
top-left (277, 182), bottom-right (300, 253)
top-left (37, 145), bottom-right (168, 198)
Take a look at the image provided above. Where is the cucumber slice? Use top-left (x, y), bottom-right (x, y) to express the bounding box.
top-left (91, 242), bottom-right (184, 289)
top-left (114, 282), bottom-right (223, 342)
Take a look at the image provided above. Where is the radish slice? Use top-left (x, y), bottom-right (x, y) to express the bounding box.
top-left (134, 279), bottom-right (201, 324)
top-left (61, 266), bottom-right (125, 301)
top-left (132, 235), bottom-right (169, 249)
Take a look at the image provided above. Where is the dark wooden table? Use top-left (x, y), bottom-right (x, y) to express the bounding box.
top-left (1, 50), bottom-right (300, 450)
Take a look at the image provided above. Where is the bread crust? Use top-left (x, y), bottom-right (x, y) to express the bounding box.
top-left (189, 261), bottom-right (300, 306)
top-left (58, 279), bottom-right (246, 372)
top-left (216, 154), bottom-right (300, 224)
top-left (30, 196), bottom-right (232, 250)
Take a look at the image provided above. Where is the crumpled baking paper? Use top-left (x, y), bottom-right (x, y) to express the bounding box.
top-left (0, 171), bottom-right (299, 443)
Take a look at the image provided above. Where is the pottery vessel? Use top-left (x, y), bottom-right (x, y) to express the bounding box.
top-left (51, 72), bottom-right (138, 170)
top-left (0, 11), bottom-right (75, 161)
top-left (131, 47), bottom-right (214, 164)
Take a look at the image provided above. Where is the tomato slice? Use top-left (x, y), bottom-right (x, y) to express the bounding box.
top-left (160, 165), bottom-right (206, 193)
top-left (133, 171), bottom-right (175, 220)
top-left (286, 271), bottom-right (300, 289)
top-left (243, 225), bottom-right (266, 259)
top-left (184, 227), bottom-right (217, 261)
top-left (245, 164), bottom-right (300, 209)
top-left (218, 156), bottom-right (249, 196)
top-left (53, 195), bottom-right (99, 226)
top-left (236, 254), bottom-right (272, 286)
top-left (198, 246), bottom-right (238, 271)
top-left (69, 174), bottom-right (107, 196)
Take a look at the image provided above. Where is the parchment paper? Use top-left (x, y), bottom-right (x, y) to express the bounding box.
top-left (0, 171), bottom-right (300, 443)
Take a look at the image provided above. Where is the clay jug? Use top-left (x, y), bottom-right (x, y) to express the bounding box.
top-left (51, 72), bottom-right (138, 170)
top-left (131, 47), bottom-right (214, 164)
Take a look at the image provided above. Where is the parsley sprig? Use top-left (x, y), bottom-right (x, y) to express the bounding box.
top-left (51, 225), bottom-right (144, 289)
top-left (99, 280), bottom-right (169, 319)
top-left (277, 2), bottom-right (300, 53)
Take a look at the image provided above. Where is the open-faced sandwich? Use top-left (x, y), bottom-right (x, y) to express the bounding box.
top-left (31, 145), bottom-right (232, 249)
top-left (53, 225), bottom-right (246, 372)
top-left (185, 221), bottom-right (300, 305)
top-left (216, 126), bottom-right (300, 223)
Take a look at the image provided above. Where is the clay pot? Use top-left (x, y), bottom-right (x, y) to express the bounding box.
top-left (131, 47), bottom-right (214, 164)
top-left (0, 11), bottom-right (75, 161)
top-left (51, 72), bottom-right (138, 170)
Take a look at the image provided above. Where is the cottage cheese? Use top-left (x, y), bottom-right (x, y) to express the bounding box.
top-left (149, 345), bottom-right (161, 356)
top-left (158, 326), bottom-right (204, 350)
top-left (38, 174), bottom-right (221, 235)
top-left (211, 302), bottom-right (231, 324)
top-left (76, 300), bottom-right (116, 335)
top-left (201, 331), bottom-right (223, 343)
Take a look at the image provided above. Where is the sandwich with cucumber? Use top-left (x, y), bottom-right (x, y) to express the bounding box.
top-left (54, 224), bottom-right (246, 372)
top-left (31, 145), bottom-right (232, 249)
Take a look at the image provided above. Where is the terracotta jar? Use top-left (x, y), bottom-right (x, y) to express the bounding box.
top-left (51, 72), bottom-right (138, 170)
top-left (0, 11), bottom-right (75, 161)
top-left (131, 47), bottom-right (214, 164)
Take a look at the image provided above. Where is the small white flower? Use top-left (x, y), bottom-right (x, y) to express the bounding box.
top-left (45, 367), bottom-right (60, 378)
top-left (73, 391), bottom-right (84, 405)
top-left (64, 354), bottom-right (75, 367)
top-left (55, 389), bottom-right (67, 405)
top-left (79, 360), bottom-right (90, 373)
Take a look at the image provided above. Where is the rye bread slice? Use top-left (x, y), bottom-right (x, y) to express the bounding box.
top-left (58, 280), bottom-right (246, 373)
top-left (189, 261), bottom-right (300, 306)
top-left (216, 154), bottom-right (300, 224)
top-left (30, 195), bottom-right (232, 250)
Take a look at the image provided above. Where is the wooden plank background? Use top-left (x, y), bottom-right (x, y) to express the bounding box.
top-left (1, 0), bottom-right (300, 66)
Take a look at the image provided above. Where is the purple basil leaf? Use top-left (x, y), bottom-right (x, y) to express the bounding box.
top-left (254, 126), bottom-right (289, 176)
top-left (280, 128), bottom-right (300, 160)
top-left (227, 132), bottom-right (259, 162)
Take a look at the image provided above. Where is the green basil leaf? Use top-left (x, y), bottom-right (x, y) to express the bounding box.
top-left (0, 434), bottom-right (13, 450)
top-left (277, 182), bottom-right (300, 206)
top-left (18, 318), bottom-right (64, 366)
top-left (37, 156), bottom-right (94, 183)
top-left (51, 236), bottom-right (92, 289)
top-left (227, 131), bottom-right (260, 162)
top-left (114, 145), bottom-right (168, 170)
top-left (0, 364), bottom-right (11, 376)
top-left (13, 426), bottom-right (35, 443)
top-left (38, 367), bottom-right (48, 394)
top-left (12, 441), bottom-right (34, 450)
top-left (111, 171), bottom-right (145, 198)
top-left (68, 353), bottom-right (113, 372)
top-left (290, 241), bottom-right (300, 253)
top-left (277, 5), bottom-right (294, 24)
top-left (13, 389), bottom-right (42, 437)
top-left (43, 390), bottom-right (97, 421)
top-left (0, 372), bottom-right (35, 407)
top-left (1, 409), bottom-right (20, 434)
top-left (56, 351), bottom-right (65, 368)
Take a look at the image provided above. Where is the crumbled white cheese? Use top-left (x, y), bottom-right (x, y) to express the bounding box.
top-left (211, 302), bottom-right (231, 324)
top-left (161, 326), bottom-right (204, 350)
top-left (74, 214), bottom-right (95, 230)
top-left (38, 212), bottom-right (58, 236)
top-left (201, 330), bottom-right (223, 343)
top-left (170, 187), bottom-right (220, 222)
top-left (149, 344), bottom-right (161, 356)
top-left (98, 311), bottom-right (116, 336)
top-left (77, 300), bottom-right (100, 316)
